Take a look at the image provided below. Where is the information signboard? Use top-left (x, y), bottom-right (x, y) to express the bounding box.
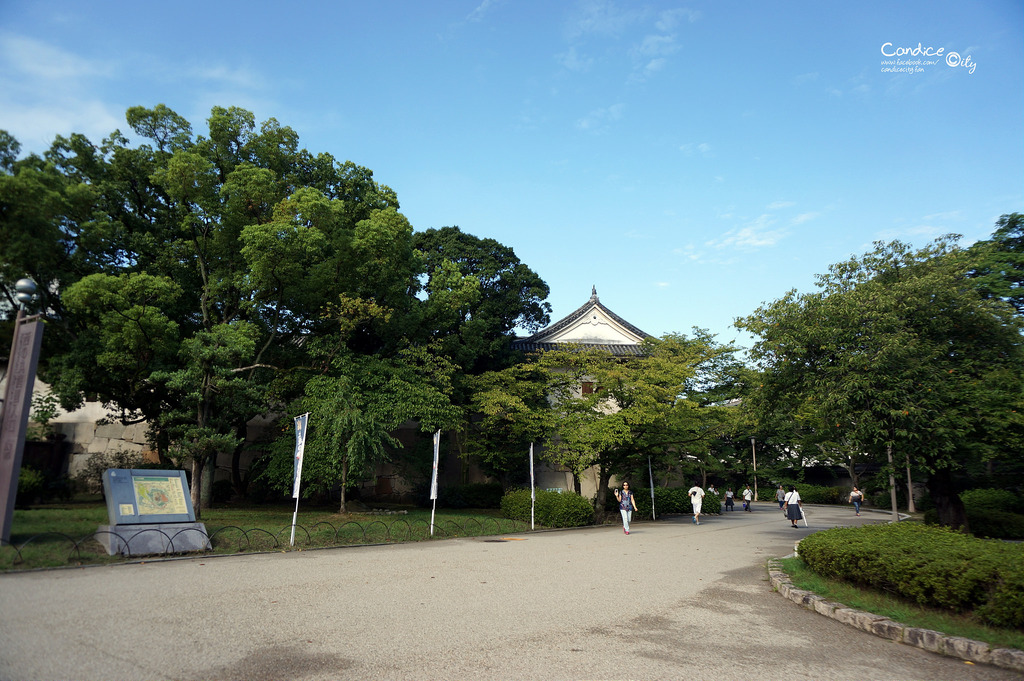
top-left (102, 469), bottom-right (196, 525)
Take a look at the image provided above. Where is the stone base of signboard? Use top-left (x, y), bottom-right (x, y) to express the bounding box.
top-left (96, 522), bottom-right (210, 556)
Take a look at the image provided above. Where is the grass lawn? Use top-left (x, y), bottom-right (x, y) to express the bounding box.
top-left (1, 501), bottom-right (530, 572)
top-left (777, 556), bottom-right (1024, 652)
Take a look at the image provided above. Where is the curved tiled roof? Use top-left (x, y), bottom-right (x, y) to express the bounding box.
top-left (511, 287), bottom-right (651, 352)
top-left (511, 341), bottom-right (648, 356)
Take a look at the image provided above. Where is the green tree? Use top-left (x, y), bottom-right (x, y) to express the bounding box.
top-left (412, 226), bottom-right (551, 374)
top-left (467, 361), bottom-right (554, 487)
top-left (262, 347), bottom-right (463, 511)
top-left (969, 212), bottom-right (1024, 315)
top-left (2, 106), bottom-right (415, 514)
top-left (737, 237), bottom-right (1024, 529)
top-left (472, 333), bottom-right (739, 518)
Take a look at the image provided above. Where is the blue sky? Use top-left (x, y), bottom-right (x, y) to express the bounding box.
top-left (1, 1), bottom-right (1021, 349)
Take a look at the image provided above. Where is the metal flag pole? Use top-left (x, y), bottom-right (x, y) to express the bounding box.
top-left (289, 413), bottom-right (309, 547)
top-left (529, 443), bottom-right (536, 530)
top-left (648, 456), bottom-right (656, 520)
top-left (429, 430), bottom-right (440, 536)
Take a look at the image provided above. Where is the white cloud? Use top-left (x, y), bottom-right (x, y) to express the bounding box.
top-left (710, 215), bottom-right (788, 250)
top-left (0, 33), bottom-right (115, 81)
top-left (634, 34), bottom-right (677, 58)
top-left (679, 142), bottom-right (712, 157)
top-left (791, 212), bottom-right (820, 225)
top-left (576, 103), bottom-right (625, 132)
top-left (766, 200), bottom-right (795, 210)
top-left (565, 0), bottom-right (640, 40)
top-left (465, 0), bottom-right (504, 23)
top-left (0, 33), bottom-right (123, 148)
top-left (556, 46), bottom-right (593, 72)
top-left (655, 8), bottom-right (700, 32)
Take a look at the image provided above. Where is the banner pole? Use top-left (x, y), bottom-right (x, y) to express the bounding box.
top-left (290, 495), bottom-right (300, 547)
top-left (430, 430), bottom-right (440, 536)
top-left (529, 443), bottom-right (535, 531)
top-left (289, 413), bottom-right (309, 547)
top-left (648, 456), bottom-right (656, 521)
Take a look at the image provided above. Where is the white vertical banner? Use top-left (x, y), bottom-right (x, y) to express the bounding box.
top-left (648, 456), bottom-right (656, 521)
top-left (529, 443), bottom-right (535, 530)
top-left (429, 429), bottom-right (440, 536)
top-left (290, 413), bottom-right (309, 547)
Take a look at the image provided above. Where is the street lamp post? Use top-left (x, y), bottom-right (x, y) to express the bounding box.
top-left (750, 437), bottom-right (758, 502)
top-left (0, 278), bottom-right (44, 542)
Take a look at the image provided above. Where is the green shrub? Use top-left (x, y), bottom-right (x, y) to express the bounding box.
top-left (500, 489), bottom-right (594, 528)
top-left (784, 483), bottom-right (844, 505)
top-left (797, 522), bottom-right (1024, 628)
top-left (869, 487), bottom-right (909, 510)
top-left (74, 450), bottom-right (145, 495)
top-left (606, 487), bottom-right (719, 519)
top-left (961, 488), bottom-right (1018, 513)
top-left (16, 466), bottom-right (45, 505)
top-left (439, 482), bottom-right (504, 509)
top-left (974, 555), bottom-right (1024, 629)
top-left (965, 509), bottom-right (1024, 540)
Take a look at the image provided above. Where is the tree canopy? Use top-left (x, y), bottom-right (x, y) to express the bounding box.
top-left (469, 331), bottom-right (742, 516)
top-left (736, 236), bottom-right (1024, 528)
top-left (1, 105), bottom-right (550, 515)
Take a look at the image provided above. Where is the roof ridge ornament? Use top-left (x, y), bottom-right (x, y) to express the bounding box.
top-left (590, 285), bottom-right (598, 301)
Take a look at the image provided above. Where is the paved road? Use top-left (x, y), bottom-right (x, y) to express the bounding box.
top-left (1, 503), bottom-right (1020, 681)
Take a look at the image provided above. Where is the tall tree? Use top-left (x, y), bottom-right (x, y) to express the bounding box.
top-left (2, 105), bottom-right (416, 515)
top-left (737, 237), bottom-right (1024, 529)
top-left (412, 226), bottom-right (551, 374)
top-left (969, 212), bottom-right (1024, 315)
top-left (470, 333), bottom-right (740, 517)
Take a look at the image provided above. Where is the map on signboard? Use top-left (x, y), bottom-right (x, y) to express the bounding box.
top-left (134, 476), bottom-right (190, 516)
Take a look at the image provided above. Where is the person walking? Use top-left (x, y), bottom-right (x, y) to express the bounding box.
top-left (614, 482), bottom-right (639, 534)
top-left (688, 483), bottom-right (706, 525)
top-left (742, 485), bottom-right (753, 512)
top-left (724, 488), bottom-right (735, 511)
top-left (784, 485), bottom-right (803, 528)
top-left (849, 486), bottom-right (864, 516)
top-left (776, 484), bottom-right (786, 509)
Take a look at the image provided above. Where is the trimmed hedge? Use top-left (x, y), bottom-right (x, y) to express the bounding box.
top-left (776, 482), bottom-right (845, 505)
top-left (920, 488), bottom-right (1024, 539)
top-left (605, 487), bottom-right (721, 519)
top-left (797, 522), bottom-right (1024, 629)
top-left (961, 488), bottom-right (1018, 511)
top-left (500, 488), bottom-right (594, 528)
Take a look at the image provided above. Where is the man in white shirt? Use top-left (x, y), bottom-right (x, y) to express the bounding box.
top-left (688, 484), bottom-right (706, 525)
top-left (742, 486), bottom-right (753, 512)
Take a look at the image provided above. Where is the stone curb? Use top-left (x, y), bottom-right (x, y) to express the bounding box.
top-left (767, 556), bottom-right (1024, 675)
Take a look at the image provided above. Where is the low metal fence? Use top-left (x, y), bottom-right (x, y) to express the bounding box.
top-left (0, 516), bottom-right (533, 570)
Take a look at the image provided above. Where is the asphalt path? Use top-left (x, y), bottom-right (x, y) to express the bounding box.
top-left (1, 503), bottom-right (1020, 681)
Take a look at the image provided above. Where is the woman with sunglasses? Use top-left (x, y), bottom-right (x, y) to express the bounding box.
top-left (614, 482), bottom-right (639, 534)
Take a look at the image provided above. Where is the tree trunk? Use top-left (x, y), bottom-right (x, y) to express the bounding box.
top-left (339, 455), bottom-right (349, 513)
top-left (231, 420), bottom-right (248, 500)
top-left (928, 467), bottom-right (968, 531)
top-left (905, 454), bottom-right (916, 513)
top-left (190, 456), bottom-right (204, 520)
top-left (201, 456), bottom-right (214, 508)
top-left (594, 464), bottom-right (610, 522)
top-left (886, 444), bottom-right (899, 522)
top-left (846, 456), bottom-right (860, 489)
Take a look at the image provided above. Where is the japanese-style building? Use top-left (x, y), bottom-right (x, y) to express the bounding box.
top-left (511, 286), bottom-right (650, 356)
top-left (511, 287), bottom-right (653, 497)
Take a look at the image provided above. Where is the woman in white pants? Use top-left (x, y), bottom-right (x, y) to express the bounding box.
top-left (614, 482), bottom-right (639, 534)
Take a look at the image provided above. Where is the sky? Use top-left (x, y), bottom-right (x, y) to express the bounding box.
top-left (1, 0), bottom-right (1021, 350)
